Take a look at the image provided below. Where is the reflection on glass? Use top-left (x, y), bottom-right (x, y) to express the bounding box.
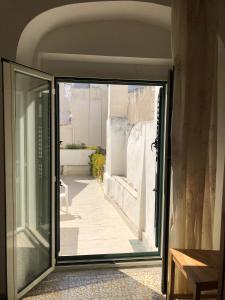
top-left (15, 72), bottom-right (51, 292)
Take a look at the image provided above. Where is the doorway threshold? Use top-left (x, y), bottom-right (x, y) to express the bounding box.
top-left (56, 258), bottom-right (162, 271)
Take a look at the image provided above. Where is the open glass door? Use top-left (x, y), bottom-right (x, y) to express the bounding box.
top-left (3, 60), bottom-right (55, 299)
top-left (55, 79), bottom-right (166, 264)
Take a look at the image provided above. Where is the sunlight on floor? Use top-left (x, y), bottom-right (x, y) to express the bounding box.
top-left (24, 267), bottom-right (165, 300)
top-left (60, 175), bottom-right (151, 256)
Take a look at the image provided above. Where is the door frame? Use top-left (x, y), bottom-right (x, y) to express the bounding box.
top-left (2, 59), bottom-right (56, 299)
top-left (218, 151), bottom-right (225, 299)
top-left (55, 77), bottom-right (169, 268)
top-left (161, 69), bottom-right (174, 294)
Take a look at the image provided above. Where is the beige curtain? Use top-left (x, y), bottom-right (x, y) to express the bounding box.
top-left (170, 0), bottom-right (218, 291)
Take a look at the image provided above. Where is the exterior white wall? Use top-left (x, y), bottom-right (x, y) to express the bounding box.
top-left (69, 87), bottom-right (89, 145)
top-left (108, 85), bottom-right (128, 118)
top-left (60, 125), bottom-right (73, 146)
top-left (104, 121), bottom-right (157, 249)
top-left (143, 122), bottom-right (157, 247)
top-left (127, 123), bottom-right (146, 191)
top-left (126, 121), bottom-right (157, 247)
top-left (104, 86), bottom-right (158, 249)
top-left (60, 83), bottom-right (108, 148)
top-left (104, 175), bottom-right (140, 232)
top-left (89, 85), bottom-right (108, 147)
top-left (60, 149), bottom-right (95, 175)
top-left (105, 117), bottom-right (128, 177)
top-left (60, 149), bottom-right (95, 166)
top-left (128, 86), bottom-right (156, 124)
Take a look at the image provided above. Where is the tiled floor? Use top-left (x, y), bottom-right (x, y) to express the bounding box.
top-left (60, 176), bottom-right (150, 256)
top-left (24, 267), bottom-right (165, 300)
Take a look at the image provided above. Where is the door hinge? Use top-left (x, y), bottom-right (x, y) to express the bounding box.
top-left (52, 88), bottom-right (56, 95)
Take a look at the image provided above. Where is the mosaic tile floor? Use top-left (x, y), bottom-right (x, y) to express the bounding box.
top-left (23, 267), bottom-right (165, 300)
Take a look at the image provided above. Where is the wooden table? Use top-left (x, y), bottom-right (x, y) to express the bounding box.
top-left (168, 248), bottom-right (220, 300)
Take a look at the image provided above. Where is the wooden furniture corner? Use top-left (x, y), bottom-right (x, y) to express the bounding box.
top-left (168, 248), bottom-right (220, 300)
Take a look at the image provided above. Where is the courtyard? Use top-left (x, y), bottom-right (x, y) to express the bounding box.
top-left (60, 175), bottom-right (150, 256)
top-left (59, 82), bottom-right (160, 257)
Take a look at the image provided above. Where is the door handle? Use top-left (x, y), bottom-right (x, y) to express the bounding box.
top-left (151, 139), bottom-right (158, 151)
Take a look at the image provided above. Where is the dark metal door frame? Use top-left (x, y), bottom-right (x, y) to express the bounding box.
top-left (54, 77), bottom-right (171, 276)
top-left (161, 69), bottom-right (174, 294)
top-left (0, 58), bottom-right (7, 299)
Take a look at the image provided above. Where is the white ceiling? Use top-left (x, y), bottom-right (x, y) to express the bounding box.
top-left (16, 1), bottom-right (171, 65)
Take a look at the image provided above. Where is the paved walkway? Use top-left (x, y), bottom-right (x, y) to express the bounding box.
top-left (60, 176), bottom-right (150, 256)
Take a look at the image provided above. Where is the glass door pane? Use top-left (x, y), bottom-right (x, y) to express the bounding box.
top-left (3, 60), bottom-right (55, 299)
top-left (15, 72), bottom-right (52, 292)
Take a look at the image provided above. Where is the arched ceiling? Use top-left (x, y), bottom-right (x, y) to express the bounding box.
top-left (16, 1), bottom-right (171, 65)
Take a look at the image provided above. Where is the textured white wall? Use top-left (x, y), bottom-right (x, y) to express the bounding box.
top-left (126, 122), bottom-right (157, 246)
top-left (104, 175), bottom-right (140, 231)
top-left (104, 86), bottom-right (158, 248)
top-left (105, 117), bottom-right (128, 176)
top-left (104, 121), bottom-right (157, 249)
top-left (126, 122), bottom-right (145, 191)
top-left (143, 122), bottom-right (157, 246)
top-left (128, 86), bottom-right (156, 124)
top-left (108, 85), bottom-right (128, 118)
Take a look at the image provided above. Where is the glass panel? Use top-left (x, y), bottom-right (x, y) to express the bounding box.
top-left (59, 82), bottom-right (161, 257)
top-left (15, 72), bottom-right (51, 292)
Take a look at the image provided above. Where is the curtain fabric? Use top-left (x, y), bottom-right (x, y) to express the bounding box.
top-left (170, 0), bottom-right (218, 291)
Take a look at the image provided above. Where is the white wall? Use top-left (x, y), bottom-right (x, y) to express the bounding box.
top-left (104, 86), bottom-right (158, 248)
top-left (70, 87), bottom-right (90, 145)
top-left (108, 85), bottom-right (129, 118)
top-left (143, 122), bottom-right (157, 247)
top-left (60, 149), bottom-right (95, 166)
top-left (126, 122), bottom-right (146, 191)
top-left (89, 85), bottom-right (108, 147)
top-left (105, 117), bottom-right (128, 176)
top-left (126, 121), bottom-right (157, 247)
top-left (104, 121), bottom-right (157, 249)
top-left (128, 86), bottom-right (156, 124)
top-left (60, 83), bottom-right (108, 148)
